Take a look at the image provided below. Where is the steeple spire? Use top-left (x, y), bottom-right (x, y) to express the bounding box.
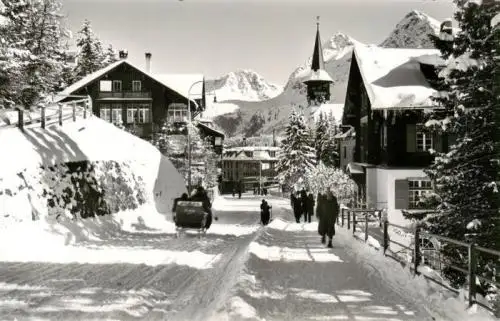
top-left (311, 16), bottom-right (325, 72)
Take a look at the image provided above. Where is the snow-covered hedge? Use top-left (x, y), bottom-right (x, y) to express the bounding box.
top-left (1, 160), bottom-right (147, 221)
top-left (306, 163), bottom-right (357, 203)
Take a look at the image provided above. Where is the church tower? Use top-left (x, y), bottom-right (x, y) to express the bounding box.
top-left (302, 17), bottom-right (333, 107)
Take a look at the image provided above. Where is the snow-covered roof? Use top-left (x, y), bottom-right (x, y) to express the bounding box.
top-left (56, 60), bottom-right (204, 103)
top-left (302, 69), bottom-right (333, 83)
top-left (354, 45), bottom-right (442, 110)
top-left (154, 74), bottom-right (204, 101)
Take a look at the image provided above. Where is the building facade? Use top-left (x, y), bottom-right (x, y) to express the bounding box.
top-left (342, 44), bottom-right (449, 224)
top-left (221, 146), bottom-right (280, 193)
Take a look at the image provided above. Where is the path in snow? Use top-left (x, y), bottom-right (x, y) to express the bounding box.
top-left (0, 196), bottom-right (262, 321)
top-left (220, 206), bottom-right (436, 321)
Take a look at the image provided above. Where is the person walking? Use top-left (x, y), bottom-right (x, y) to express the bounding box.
top-left (306, 193), bottom-right (315, 223)
top-left (317, 189), bottom-right (339, 248)
top-left (291, 192), bottom-right (301, 223)
top-left (300, 189), bottom-right (308, 223)
top-left (260, 199), bottom-right (272, 226)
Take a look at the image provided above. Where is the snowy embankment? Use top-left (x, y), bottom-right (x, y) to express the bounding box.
top-left (214, 200), bottom-right (496, 321)
top-left (0, 117), bottom-right (189, 264)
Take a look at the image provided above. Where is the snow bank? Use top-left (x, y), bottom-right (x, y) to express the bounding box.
top-left (248, 241), bottom-right (343, 262)
top-left (0, 117), bottom-right (186, 249)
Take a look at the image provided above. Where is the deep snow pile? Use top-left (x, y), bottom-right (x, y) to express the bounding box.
top-left (0, 116), bottom-right (186, 248)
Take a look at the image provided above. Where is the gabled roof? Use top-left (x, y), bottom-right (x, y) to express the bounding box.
top-left (56, 59), bottom-right (204, 104)
top-left (353, 44), bottom-right (444, 110)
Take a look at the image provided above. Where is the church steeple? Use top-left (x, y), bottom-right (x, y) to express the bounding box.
top-left (311, 19), bottom-right (325, 72)
top-left (303, 16), bottom-right (333, 106)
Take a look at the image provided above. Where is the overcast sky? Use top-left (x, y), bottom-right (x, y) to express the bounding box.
top-left (61, 0), bottom-right (456, 85)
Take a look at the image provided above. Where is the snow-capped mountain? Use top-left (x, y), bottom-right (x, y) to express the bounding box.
top-left (211, 11), bottom-right (443, 138)
top-left (206, 70), bottom-right (283, 102)
top-left (380, 10), bottom-right (441, 49)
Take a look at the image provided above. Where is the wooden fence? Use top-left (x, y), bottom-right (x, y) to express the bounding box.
top-left (338, 208), bottom-right (500, 312)
top-left (0, 95), bottom-right (92, 131)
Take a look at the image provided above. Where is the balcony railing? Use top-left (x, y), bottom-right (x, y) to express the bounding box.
top-left (98, 91), bottom-right (152, 99)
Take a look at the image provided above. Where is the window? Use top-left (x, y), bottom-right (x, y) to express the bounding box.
top-left (408, 180), bottom-right (432, 209)
top-left (416, 124), bottom-right (433, 152)
top-left (127, 108), bottom-right (136, 124)
top-left (138, 107), bottom-right (150, 123)
top-left (167, 103), bottom-right (188, 123)
top-left (100, 80), bottom-right (112, 92)
top-left (269, 151), bottom-right (276, 157)
top-left (132, 80), bottom-right (141, 92)
top-left (111, 108), bottom-right (122, 124)
top-left (99, 107), bottom-right (110, 121)
top-left (112, 80), bottom-right (122, 92)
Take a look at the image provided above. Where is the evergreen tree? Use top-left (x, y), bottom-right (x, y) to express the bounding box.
top-left (276, 111), bottom-right (316, 189)
top-left (74, 19), bottom-right (105, 81)
top-left (102, 44), bottom-right (118, 66)
top-left (1, 0), bottom-right (69, 109)
top-left (314, 113), bottom-right (327, 161)
top-left (314, 113), bottom-right (340, 167)
top-left (423, 0), bottom-right (500, 295)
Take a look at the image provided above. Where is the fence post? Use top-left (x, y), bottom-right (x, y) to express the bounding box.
top-left (414, 224), bottom-right (421, 275)
top-left (352, 212), bottom-right (356, 236)
top-left (347, 210), bottom-right (351, 230)
top-left (468, 244), bottom-right (477, 307)
top-left (72, 102), bottom-right (76, 122)
top-left (87, 95), bottom-right (92, 118)
top-left (17, 109), bottom-right (24, 131)
top-left (378, 210), bottom-right (382, 227)
top-left (41, 107), bottom-right (46, 129)
top-left (364, 211), bottom-right (369, 242)
top-left (341, 208), bottom-right (345, 227)
top-left (58, 103), bottom-right (63, 126)
top-left (383, 220), bottom-right (389, 255)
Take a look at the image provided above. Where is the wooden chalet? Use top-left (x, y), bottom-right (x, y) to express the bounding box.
top-left (57, 52), bottom-right (224, 152)
top-left (342, 44), bottom-right (448, 223)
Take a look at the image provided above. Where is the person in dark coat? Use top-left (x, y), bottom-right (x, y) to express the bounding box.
top-left (292, 192), bottom-right (302, 223)
top-left (238, 180), bottom-right (242, 199)
top-left (300, 189), bottom-right (308, 223)
top-left (317, 190), bottom-right (339, 248)
top-left (306, 193), bottom-right (315, 223)
top-left (190, 186), bottom-right (214, 229)
top-left (260, 199), bottom-right (272, 225)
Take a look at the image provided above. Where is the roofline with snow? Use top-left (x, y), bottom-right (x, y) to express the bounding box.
top-left (56, 60), bottom-right (202, 105)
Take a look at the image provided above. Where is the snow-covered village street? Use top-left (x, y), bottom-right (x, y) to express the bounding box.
top-left (1, 0), bottom-right (499, 320)
top-left (0, 194), bottom-right (441, 321)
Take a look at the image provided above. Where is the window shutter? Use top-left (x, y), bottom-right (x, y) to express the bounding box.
top-left (406, 124), bottom-right (416, 153)
top-left (394, 179), bottom-right (409, 209)
top-left (433, 133), bottom-right (443, 153)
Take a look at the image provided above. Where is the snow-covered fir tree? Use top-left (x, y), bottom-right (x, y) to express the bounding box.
top-left (1, 0), bottom-right (70, 109)
top-left (74, 19), bottom-right (105, 81)
top-left (102, 44), bottom-right (118, 65)
top-left (276, 111), bottom-right (316, 189)
top-left (314, 113), bottom-right (340, 167)
top-left (421, 0), bottom-right (500, 295)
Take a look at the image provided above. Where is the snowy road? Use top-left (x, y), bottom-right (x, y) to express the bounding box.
top-left (0, 195), bottom-right (452, 320)
top-left (0, 201), bottom-right (262, 321)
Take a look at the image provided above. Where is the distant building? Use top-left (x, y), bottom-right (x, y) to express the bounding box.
top-left (221, 146), bottom-right (280, 193)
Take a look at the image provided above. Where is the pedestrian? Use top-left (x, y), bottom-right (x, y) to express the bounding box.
top-left (300, 189), bottom-right (308, 223)
top-left (260, 199), bottom-right (272, 225)
top-left (292, 192), bottom-right (302, 223)
top-left (317, 189), bottom-right (339, 248)
top-left (238, 180), bottom-right (242, 199)
top-left (306, 193), bottom-right (315, 223)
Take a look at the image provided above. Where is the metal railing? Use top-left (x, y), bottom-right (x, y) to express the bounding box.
top-left (98, 91), bottom-right (152, 99)
top-left (339, 208), bottom-right (500, 312)
top-left (0, 96), bottom-right (92, 131)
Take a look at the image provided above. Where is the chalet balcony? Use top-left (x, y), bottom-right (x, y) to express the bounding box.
top-left (98, 91), bottom-right (152, 99)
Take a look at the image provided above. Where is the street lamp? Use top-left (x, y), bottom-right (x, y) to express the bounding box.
top-left (186, 80), bottom-right (218, 195)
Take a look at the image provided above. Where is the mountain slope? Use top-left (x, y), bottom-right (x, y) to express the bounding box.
top-left (380, 10), bottom-right (441, 49)
top-left (206, 69), bottom-right (282, 102)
